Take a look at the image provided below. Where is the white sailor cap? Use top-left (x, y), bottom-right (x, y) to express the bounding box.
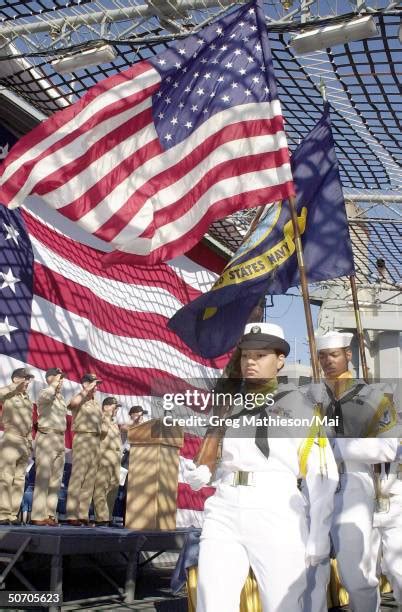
top-left (238, 323), bottom-right (290, 356)
top-left (315, 330), bottom-right (354, 351)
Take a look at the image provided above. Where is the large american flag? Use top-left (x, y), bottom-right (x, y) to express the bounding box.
top-left (0, 196), bottom-right (221, 524)
top-left (0, 0), bottom-right (294, 266)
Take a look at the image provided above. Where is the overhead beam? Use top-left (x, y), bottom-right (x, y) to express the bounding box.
top-left (1, 0), bottom-right (397, 41)
top-left (344, 194), bottom-right (402, 203)
top-left (0, 1), bottom-right (245, 39)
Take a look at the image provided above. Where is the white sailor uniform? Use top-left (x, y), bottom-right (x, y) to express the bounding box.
top-left (187, 384), bottom-right (338, 612)
top-left (305, 381), bottom-right (400, 612)
top-left (372, 448), bottom-right (402, 609)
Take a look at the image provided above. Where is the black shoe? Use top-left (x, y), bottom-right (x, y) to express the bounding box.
top-left (10, 519), bottom-right (22, 525)
top-left (0, 520), bottom-right (10, 525)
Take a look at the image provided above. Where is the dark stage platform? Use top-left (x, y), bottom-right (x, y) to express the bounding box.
top-left (0, 525), bottom-right (188, 611)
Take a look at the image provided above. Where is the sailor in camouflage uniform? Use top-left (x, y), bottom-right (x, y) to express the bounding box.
top-left (184, 323), bottom-right (338, 612)
top-left (305, 331), bottom-right (400, 612)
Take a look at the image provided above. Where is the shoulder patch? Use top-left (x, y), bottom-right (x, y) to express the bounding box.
top-left (365, 395), bottom-right (398, 436)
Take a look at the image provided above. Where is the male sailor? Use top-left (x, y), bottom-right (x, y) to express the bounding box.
top-left (0, 368), bottom-right (34, 525)
top-left (304, 330), bottom-right (400, 612)
top-left (183, 322), bottom-right (338, 612)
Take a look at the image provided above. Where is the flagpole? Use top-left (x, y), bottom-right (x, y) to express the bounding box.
top-left (317, 79), bottom-right (369, 382)
top-left (320, 79), bottom-right (368, 381)
top-left (349, 274), bottom-right (370, 382)
top-left (288, 195), bottom-right (321, 383)
top-left (243, 205), bottom-right (267, 241)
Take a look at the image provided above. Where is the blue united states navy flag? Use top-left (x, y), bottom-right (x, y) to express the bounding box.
top-left (168, 103), bottom-right (355, 358)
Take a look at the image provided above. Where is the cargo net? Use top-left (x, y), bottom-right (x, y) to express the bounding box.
top-left (348, 218), bottom-right (402, 287)
top-left (209, 200), bottom-right (402, 289)
top-left (0, 1), bottom-right (400, 192)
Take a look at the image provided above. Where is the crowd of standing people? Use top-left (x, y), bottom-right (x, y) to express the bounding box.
top-left (0, 369), bottom-right (147, 527)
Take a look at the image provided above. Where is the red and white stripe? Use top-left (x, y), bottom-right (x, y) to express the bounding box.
top-left (0, 198), bottom-right (224, 524)
top-left (0, 60), bottom-right (293, 265)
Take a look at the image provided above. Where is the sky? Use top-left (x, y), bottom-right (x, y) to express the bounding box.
top-left (265, 293), bottom-right (320, 366)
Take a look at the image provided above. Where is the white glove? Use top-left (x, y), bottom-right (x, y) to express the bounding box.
top-left (305, 553), bottom-right (328, 568)
top-left (183, 459), bottom-right (211, 491)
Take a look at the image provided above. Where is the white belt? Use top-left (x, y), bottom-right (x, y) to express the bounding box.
top-left (220, 470), bottom-right (296, 487)
top-left (337, 460), bottom-right (370, 474)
